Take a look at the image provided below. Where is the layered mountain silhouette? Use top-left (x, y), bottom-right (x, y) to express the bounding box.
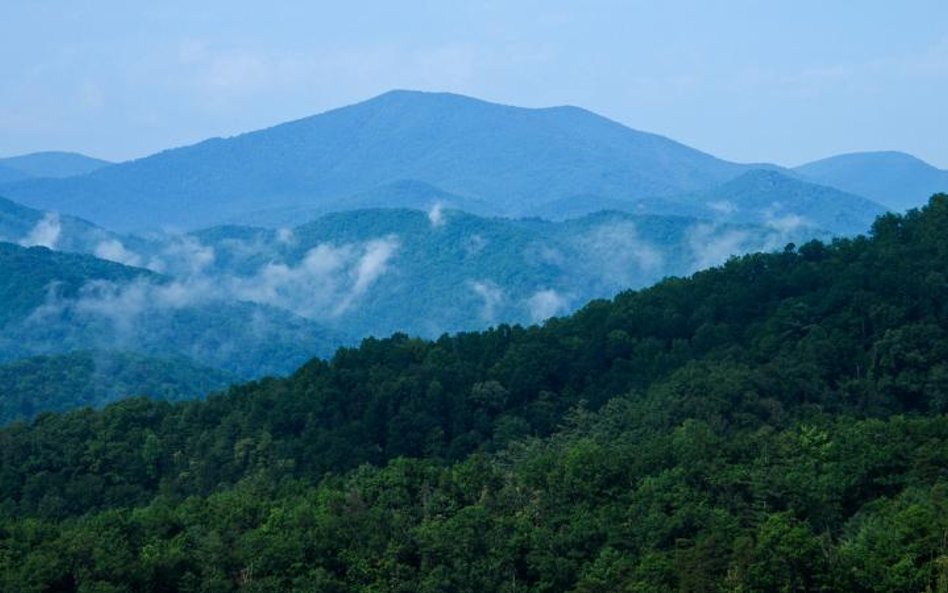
top-left (0, 151), bottom-right (111, 193)
top-left (0, 194), bottom-right (140, 255)
top-left (0, 150), bottom-right (112, 178)
top-left (0, 91), bottom-right (932, 417)
top-left (0, 90), bottom-right (852, 232)
top-left (0, 195), bottom-right (824, 389)
top-left (675, 169), bottom-right (886, 235)
top-left (99, 207), bottom-right (826, 340)
top-left (0, 151), bottom-right (112, 179)
top-left (795, 151), bottom-right (948, 212)
top-left (0, 241), bottom-right (343, 377)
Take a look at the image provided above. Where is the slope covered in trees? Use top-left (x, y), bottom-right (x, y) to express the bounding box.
top-left (0, 241), bottom-right (343, 377)
top-left (0, 201), bottom-right (822, 401)
top-left (1, 196), bottom-right (947, 591)
top-left (0, 351), bottom-right (236, 425)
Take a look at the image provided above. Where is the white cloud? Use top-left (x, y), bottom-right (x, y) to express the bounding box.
top-left (526, 289), bottom-right (568, 323)
top-left (708, 200), bottom-right (738, 215)
top-left (146, 236), bottom-right (216, 276)
top-left (428, 202), bottom-right (445, 227)
top-left (335, 236), bottom-right (400, 315)
top-left (20, 213), bottom-right (61, 249)
top-left (276, 227), bottom-right (296, 245)
top-left (94, 239), bottom-right (143, 267)
top-left (687, 223), bottom-right (750, 271)
top-left (469, 280), bottom-right (504, 322)
top-left (574, 222), bottom-right (664, 289)
top-left (765, 213), bottom-right (808, 234)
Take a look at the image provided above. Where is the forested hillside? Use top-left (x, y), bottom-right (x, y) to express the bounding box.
top-left (0, 203), bottom-right (820, 406)
top-left (0, 241), bottom-right (343, 378)
top-left (1, 196), bottom-right (947, 592)
top-left (0, 351), bottom-right (236, 425)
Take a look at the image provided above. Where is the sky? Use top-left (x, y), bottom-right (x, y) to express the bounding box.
top-left (1, 0), bottom-right (946, 168)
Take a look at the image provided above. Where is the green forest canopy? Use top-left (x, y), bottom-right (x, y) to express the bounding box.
top-left (2, 195), bottom-right (948, 592)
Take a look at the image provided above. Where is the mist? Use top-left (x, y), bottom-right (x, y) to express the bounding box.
top-left (20, 213), bottom-right (62, 249)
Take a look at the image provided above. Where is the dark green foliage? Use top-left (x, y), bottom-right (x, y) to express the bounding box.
top-left (1, 195), bottom-right (948, 591)
top-left (0, 351), bottom-right (236, 425)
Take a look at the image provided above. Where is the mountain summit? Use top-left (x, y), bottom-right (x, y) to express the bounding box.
top-left (0, 91), bottom-right (753, 231)
top-left (795, 151), bottom-right (948, 211)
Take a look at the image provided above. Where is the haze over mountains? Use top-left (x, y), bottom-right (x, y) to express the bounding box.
top-left (0, 200), bottom-right (820, 383)
top-left (0, 90), bottom-right (928, 235)
top-left (795, 151), bottom-right (948, 212)
top-left (0, 89), bottom-right (944, 421)
top-left (0, 151), bottom-right (112, 179)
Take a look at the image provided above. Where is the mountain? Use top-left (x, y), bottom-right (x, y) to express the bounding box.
top-left (0, 241), bottom-right (151, 327)
top-left (1, 196), bottom-right (947, 592)
top-left (0, 194), bottom-right (148, 257)
top-left (0, 241), bottom-right (343, 377)
top-left (0, 351), bottom-right (236, 425)
top-left (0, 163), bottom-right (30, 185)
top-left (674, 168), bottom-right (888, 235)
top-left (795, 151), bottom-right (948, 211)
top-left (238, 179), bottom-right (498, 228)
top-left (0, 90), bottom-right (758, 231)
top-left (0, 151), bottom-right (112, 179)
top-left (170, 207), bottom-right (827, 341)
top-left (0, 193), bottom-right (825, 386)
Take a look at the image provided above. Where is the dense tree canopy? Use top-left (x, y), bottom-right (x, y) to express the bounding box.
top-left (0, 351), bottom-right (235, 425)
top-left (1, 195), bottom-right (947, 592)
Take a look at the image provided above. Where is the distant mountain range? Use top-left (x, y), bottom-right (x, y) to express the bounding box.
top-left (0, 90), bottom-right (943, 420)
top-left (674, 169), bottom-right (885, 235)
top-left (795, 151), bottom-right (948, 212)
top-left (0, 151), bottom-right (111, 179)
top-left (0, 194), bottom-right (142, 256)
top-left (0, 199), bottom-right (828, 420)
top-left (0, 241), bottom-right (342, 378)
top-left (0, 90), bottom-right (912, 234)
top-left (0, 197), bottom-right (827, 369)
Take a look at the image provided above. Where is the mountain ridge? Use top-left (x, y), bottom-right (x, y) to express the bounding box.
top-left (0, 151), bottom-right (112, 179)
top-left (0, 90), bottom-right (763, 231)
top-left (795, 150), bottom-right (948, 211)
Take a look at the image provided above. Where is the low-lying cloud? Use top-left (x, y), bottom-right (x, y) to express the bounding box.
top-left (29, 233), bottom-right (403, 334)
top-left (526, 288), bottom-right (569, 323)
top-left (687, 223), bottom-right (751, 271)
top-left (20, 213), bottom-right (62, 249)
top-left (469, 280), bottom-right (505, 322)
top-left (94, 239), bottom-right (144, 267)
top-left (428, 202), bottom-right (446, 228)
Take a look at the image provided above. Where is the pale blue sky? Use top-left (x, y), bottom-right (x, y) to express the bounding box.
top-left (2, 1), bottom-right (946, 167)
